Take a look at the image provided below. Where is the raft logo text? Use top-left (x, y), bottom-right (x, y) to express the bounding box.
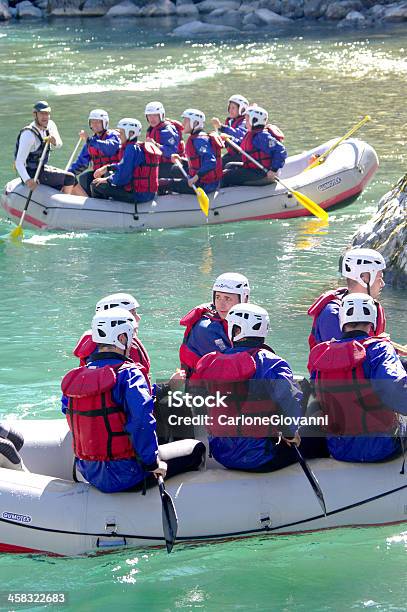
top-left (317, 176), bottom-right (342, 191)
top-left (2, 511), bottom-right (32, 523)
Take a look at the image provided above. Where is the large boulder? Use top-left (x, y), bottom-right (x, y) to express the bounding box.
top-left (17, 0), bottom-right (43, 17)
top-left (239, 2), bottom-right (258, 14)
top-left (255, 7), bottom-right (292, 23)
top-left (105, 0), bottom-right (141, 16)
top-left (49, 0), bottom-right (82, 15)
top-left (0, 1), bottom-right (11, 20)
top-left (196, 0), bottom-right (240, 13)
top-left (326, 1), bottom-right (364, 20)
top-left (258, 0), bottom-right (281, 12)
top-left (176, 1), bottom-right (199, 17)
top-left (383, 2), bottom-right (407, 21)
top-left (81, 0), bottom-right (118, 16)
top-left (304, 0), bottom-right (329, 18)
top-left (280, 0), bottom-right (304, 18)
top-left (351, 178), bottom-right (407, 287)
top-left (139, 0), bottom-right (176, 16)
top-left (206, 7), bottom-right (242, 26)
top-left (171, 19), bottom-right (238, 35)
top-left (32, 0), bottom-right (48, 8)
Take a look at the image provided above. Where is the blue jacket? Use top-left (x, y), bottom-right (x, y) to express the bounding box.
top-left (62, 353), bottom-right (158, 493)
top-left (188, 133), bottom-right (219, 194)
top-left (311, 332), bottom-right (407, 462)
top-left (250, 130), bottom-right (287, 172)
top-left (313, 301), bottom-right (342, 345)
top-left (148, 122), bottom-right (181, 160)
top-left (220, 117), bottom-right (247, 145)
top-left (186, 314), bottom-right (231, 360)
top-left (68, 131), bottom-right (121, 175)
top-left (108, 143), bottom-right (155, 203)
top-left (209, 344), bottom-right (303, 470)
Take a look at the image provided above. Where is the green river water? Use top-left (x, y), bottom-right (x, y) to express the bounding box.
top-left (0, 17), bottom-right (406, 611)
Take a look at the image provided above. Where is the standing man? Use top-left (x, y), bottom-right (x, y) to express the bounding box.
top-left (14, 100), bottom-right (76, 194)
top-left (68, 109), bottom-right (121, 196)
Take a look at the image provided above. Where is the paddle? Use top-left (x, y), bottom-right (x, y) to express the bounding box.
top-left (10, 141), bottom-right (50, 241)
top-left (64, 136), bottom-right (82, 172)
top-left (392, 341), bottom-right (407, 357)
top-left (222, 135), bottom-right (328, 221)
top-left (294, 445), bottom-right (327, 516)
top-left (157, 475), bottom-right (178, 553)
top-left (174, 158), bottom-right (210, 217)
top-left (305, 115), bottom-right (371, 171)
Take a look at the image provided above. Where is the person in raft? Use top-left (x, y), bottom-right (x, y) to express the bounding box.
top-left (14, 100), bottom-right (76, 195)
top-left (211, 94), bottom-right (249, 167)
top-left (190, 303), bottom-right (307, 472)
top-left (144, 101), bottom-right (185, 179)
top-left (179, 272), bottom-right (251, 377)
top-left (221, 105), bottom-right (287, 187)
top-left (0, 423), bottom-right (25, 471)
top-left (308, 293), bottom-right (407, 463)
top-left (68, 108), bottom-right (121, 196)
top-left (91, 118), bottom-right (161, 203)
top-left (168, 108), bottom-right (223, 195)
top-left (307, 248), bottom-right (387, 351)
top-left (73, 292), bottom-right (151, 388)
top-left (61, 307), bottom-right (205, 493)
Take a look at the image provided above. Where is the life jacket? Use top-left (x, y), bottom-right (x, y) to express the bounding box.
top-left (190, 346), bottom-right (280, 438)
top-left (61, 361), bottom-right (136, 461)
top-left (14, 125), bottom-right (50, 176)
top-left (266, 123), bottom-right (285, 142)
top-left (241, 127), bottom-right (275, 170)
top-left (308, 336), bottom-right (399, 437)
top-left (87, 130), bottom-right (121, 170)
top-left (147, 119), bottom-right (185, 163)
top-left (185, 131), bottom-right (223, 184)
top-left (73, 332), bottom-right (151, 391)
top-left (179, 304), bottom-right (229, 374)
top-left (124, 141), bottom-right (161, 194)
top-left (117, 139), bottom-right (135, 162)
top-left (224, 115), bottom-right (246, 155)
top-left (307, 287), bottom-right (386, 350)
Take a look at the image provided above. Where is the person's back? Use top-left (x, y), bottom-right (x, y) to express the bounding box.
top-left (308, 293), bottom-right (407, 463)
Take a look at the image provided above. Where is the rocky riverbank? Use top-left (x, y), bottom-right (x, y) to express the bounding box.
top-left (351, 175), bottom-right (407, 287)
top-left (1, 0), bottom-right (407, 36)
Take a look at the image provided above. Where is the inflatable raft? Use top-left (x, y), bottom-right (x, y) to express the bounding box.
top-left (1, 138), bottom-right (378, 232)
top-left (0, 420), bottom-right (406, 556)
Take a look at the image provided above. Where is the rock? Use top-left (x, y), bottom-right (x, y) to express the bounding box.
top-left (346, 9), bottom-right (365, 19)
top-left (304, 0), bottom-right (328, 19)
top-left (280, 0), bottom-right (304, 18)
top-left (32, 0), bottom-right (48, 9)
top-left (325, 1), bottom-right (363, 20)
top-left (196, 0), bottom-right (240, 14)
top-left (206, 7), bottom-right (242, 26)
top-left (49, 0), bottom-right (82, 16)
top-left (383, 2), bottom-right (407, 21)
top-left (369, 4), bottom-right (386, 18)
top-left (176, 2), bottom-right (199, 16)
top-left (0, 1), bottom-right (11, 20)
top-left (351, 179), bottom-right (407, 287)
top-left (105, 0), bottom-right (141, 17)
top-left (255, 7), bottom-right (292, 23)
top-left (239, 2), bottom-right (258, 14)
top-left (242, 10), bottom-right (262, 25)
top-left (139, 0), bottom-right (176, 16)
top-left (171, 19), bottom-right (238, 36)
top-left (81, 0), bottom-right (118, 16)
top-left (17, 0), bottom-right (42, 17)
top-left (258, 0), bottom-right (281, 12)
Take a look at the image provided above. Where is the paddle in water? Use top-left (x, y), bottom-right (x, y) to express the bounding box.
top-left (157, 475), bottom-right (178, 553)
top-left (173, 158), bottom-right (210, 217)
top-left (294, 445), bottom-right (327, 516)
top-left (222, 136), bottom-right (328, 222)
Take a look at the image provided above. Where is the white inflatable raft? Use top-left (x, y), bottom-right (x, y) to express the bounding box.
top-left (0, 420), bottom-right (406, 556)
top-left (1, 138), bottom-right (378, 232)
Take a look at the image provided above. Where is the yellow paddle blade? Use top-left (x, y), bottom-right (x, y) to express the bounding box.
top-left (291, 189), bottom-right (329, 221)
top-left (196, 187), bottom-right (210, 217)
top-left (10, 224), bottom-right (24, 241)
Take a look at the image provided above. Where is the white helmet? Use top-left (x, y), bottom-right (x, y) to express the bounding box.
top-left (145, 101), bottom-right (165, 121)
top-left (91, 307), bottom-right (136, 351)
top-left (95, 292), bottom-right (140, 313)
top-left (181, 108), bottom-right (205, 131)
top-left (228, 94), bottom-right (249, 116)
top-left (340, 248), bottom-right (386, 288)
top-left (88, 109), bottom-right (109, 130)
top-left (116, 118), bottom-right (141, 141)
top-left (339, 293), bottom-right (377, 330)
top-left (226, 303), bottom-right (270, 342)
top-left (213, 272), bottom-right (250, 304)
top-left (246, 105), bottom-right (268, 128)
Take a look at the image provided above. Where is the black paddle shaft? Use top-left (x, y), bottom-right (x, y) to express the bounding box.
top-left (294, 445), bottom-right (327, 516)
top-left (158, 477), bottom-right (178, 554)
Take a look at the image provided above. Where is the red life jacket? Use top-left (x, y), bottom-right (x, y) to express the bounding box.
top-left (147, 119), bottom-right (185, 163)
top-left (185, 131), bottom-right (223, 184)
top-left (308, 336), bottom-right (398, 437)
top-left (179, 304), bottom-right (229, 373)
top-left (117, 139), bottom-right (135, 162)
top-left (224, 115), bottom-right (245, 155)
top-left (73, 331), bottom-right (151, 390)
top-left (241, 127), bottom-right (274, 170)
top-left (123, 141), bottom-right (161, 194)
top-left (61, 362), bottom-right (136, 461)
top-left (266, 123), bottom-right (285, 142)
top-left (190, 347), bottom-right (280, 438)
top-left (307, 287), bottom-right (386, 350)
top-left (87, 130), bottom-right (121, 170)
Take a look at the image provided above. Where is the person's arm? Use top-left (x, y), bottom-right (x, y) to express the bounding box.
top-left (314, 303), bottom-right (342, 344)
top-left (159, 125), bottom-right (179, 159)
top-left (15, 130), bottom-right (36, 183)
top-left (195, 138), bottom-right (216, 178)
top-left (108, 145), bottom-right (143, 188)
top-left (255, 133), bottom-right (287, 172)
top-left (220, 119), bottom-right (247, 143)
top-left (187, 319), bottom-right (230, 358)
top-left (367, 342), bottom-right (407, 415)
top-left (92, 132), bottom-right (121, 157)
top-left (47, 119), bottom-right (63, 149)
top-left (69, 143), bottom-right (91, 175)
